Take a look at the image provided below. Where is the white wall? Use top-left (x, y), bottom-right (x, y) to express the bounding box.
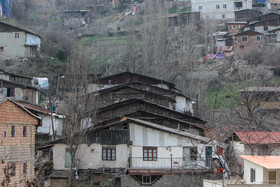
top-left (175, 96), bottom-right (193, 114)
top-left (52, 144), bottom-right (129, 170)
top-left (243, 159), bottom-right (264, 184)
top-left (0, 31), bottom-right (26, 57)
top-left (37, 114), bottom-right (64, 137)
top-left (192, 0), bottom-right (252, 20)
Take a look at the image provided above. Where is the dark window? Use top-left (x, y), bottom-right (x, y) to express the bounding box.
top-left (7, 88), bottom-right (14, 97)
top-left (15, 33), bottom-right (19, 38)
top-left (0, 47), bottom-right (3, 52)
top-left (143, 147), bottom-right (157, 161)
top-left (242, 36), bottom-right (248, 42)
top-left (256, 35), bottom-right (261, 41)
top-left (142, 175), bottom-right (151, 184)
top-left (223, 4), bottom-right (227, 8)
top-left (205, 146), bottom-right (212, 167)
top-left (23, 163), bottom-right (27, 174)
top-left (23, 126), bottom-right (26, 137)
top-left (250, 26), bottom-right (255, 31)
top-left (102, 147), bottom-right (116, 161)
top-left (216, 5), bottom-right (220, 9)
top-left (199, 6), bottom-right (202, 10)
top-left (4, 131), bottom-right (6, 137)
top-left (11, 126), bottom-right (15, 137)
top-left (264, 26), bottom-right (268, 31)
top-left (250, 168), bottom-right (256, 182)
top-left (11, 163), bottom-right (16, 176)
top-left (190, 147), bottom-right (198, 161)
top-left (222, 14), bottom-right (225, 19)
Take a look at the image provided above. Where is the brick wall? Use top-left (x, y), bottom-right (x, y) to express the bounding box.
top-left (0, 100), bottom-right (38, 186)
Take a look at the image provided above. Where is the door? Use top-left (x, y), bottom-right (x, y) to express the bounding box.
top-left (205, 146), bottom-right (212, 168)
top-left (269, 171), bottom-right (276, 184)
top-left (183, 147), bottom-right (191, 168)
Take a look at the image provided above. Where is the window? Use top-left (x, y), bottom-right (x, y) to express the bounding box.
top-left (222, 14), bottom-right (225, 19)
top-left (205, 146), bottom-right (212, 167)
top-left (23, 126), bottom-right (26, 137)
top-left (0, 47), bottom-right (3, 52)
top-left (216, 5), bottom-right (220, 9)
top-left (223, 4), bottom-right (227, 8)
top-left (4, 131), bottom-right (6, 137)
top-left (190, 147), bottom-right (198, 161)
top-left (250, 26), bottom-right (255, 31)
top-left (269, 171), bottom-right (276, 184)
top-left (143, 147), bottom-right (157, 161)
top-left (199, 6), bottom-right (202, 10)
top-left (250, 168), bottom-right (256, 183)
top-left (7, 88), bottom-right (14, 97)
top-left (11, 126), bottom-right (15, 137)
top-left (11, 163), bottom-right (16, 176)
top-left (258, 145), bottom-right (269, 155)
top-left (242, 36), bottom-right (248, 42)
top-left (65, 148), bottom-right (72, 168)
top-left (102, 147), bottom-right (116, 161)
top-left (264, 26), bottom-right (268, 31)
top-left (232, 25), bottom-right (236, 30)
top-left (256, 35), bottom-right (261, 42)
top-left (15, 33), bottom-right (19, 38)
top-left (142, 175), bottom-right (151, 184)
top-left (23, 162), bottom-right (27, 174)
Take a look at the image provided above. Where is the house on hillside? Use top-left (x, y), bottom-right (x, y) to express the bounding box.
top-left (0, 99), bottom-right (40, 186)
top-left (240, 155), bottom-right (280, 184)
top-left (192, 0), bottom-right (252, 20)
top-left (0, 21), bottom-right (41, 58)
top-left (240, 87), bottom-right (280, 110)
top-left (227, 21), bottom-right (247, 34)
top-left (234, 9), bottom-right (262, 21)
top-left (50, 117), bottom-right (226, 186)
top-left (234, 30), bottom-right (264, 53)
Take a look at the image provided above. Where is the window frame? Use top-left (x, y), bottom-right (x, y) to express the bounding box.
top-left (23, 126), bottom-right (26, 137)
top-left (142, 175), bottom-right (152, 184)
top-left (143, 147), bottom-right (157, 161)
top-left (15, 33), bottom-right (19, 38)
top-left (256, 35), bottom-right (261, 42)
top-left (11, 126), bottom-right (15, 137)
top-left (250, 168), bottom-right (256, 183)
top-left (242, 36), bottom-right (248, 42)
top-left (23, 162), bottom-right (27, 174)
top-left (102, 147), bottom-right (116, 161)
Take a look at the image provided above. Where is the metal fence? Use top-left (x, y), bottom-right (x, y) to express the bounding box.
top-left (129, 157), bottom-right (210, 170)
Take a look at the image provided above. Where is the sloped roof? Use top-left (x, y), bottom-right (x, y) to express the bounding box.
top-left (0, 20), bottom-right (41, 37)
top-left (234, 30), bottom-right (264, 36)
top-left (11, 99), bottom-right (50, 115)
top-left (234, 131), bottom-right (280, 144)
top-left (240, 155), bottom-right (280, 169)
top-left (0, 99), bottom-right (41, 120)
top-left (97, 72), bottom-right (176, 88)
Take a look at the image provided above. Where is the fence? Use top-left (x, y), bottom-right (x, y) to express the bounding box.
top-left (129, 157), bottom-right (209, 170)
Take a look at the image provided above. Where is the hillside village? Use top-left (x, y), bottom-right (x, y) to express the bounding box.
top-left (1, 0), bottom-right (280, 187)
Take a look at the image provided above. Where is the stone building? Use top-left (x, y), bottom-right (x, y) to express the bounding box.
top-left (0, 99), bottom-right (40, 186)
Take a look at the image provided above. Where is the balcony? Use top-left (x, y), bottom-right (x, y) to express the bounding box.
top-left (129, 157), bottom-right (211, 171)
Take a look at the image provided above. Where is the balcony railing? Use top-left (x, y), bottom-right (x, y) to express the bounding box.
top-left (129, 157), bottom-right (211, 170)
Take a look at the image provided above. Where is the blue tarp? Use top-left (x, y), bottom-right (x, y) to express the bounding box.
top-left (0, 0), bottom-right (13, 17)
top-left (257, 0), bottom-right (266, 3)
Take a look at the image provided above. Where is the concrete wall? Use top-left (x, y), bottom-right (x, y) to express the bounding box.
top-left (243, 159), bottom-right (264, 184)
top-left (37, 114), bottom-right (64, 137)
top-left (192, 0), bottom-right (252, 20)
top-left (175, 96), bottom-right (193, 114)
top-left (52, 143), bottom-right (129, 170)
top-left (0, 31), bottom-right (26, 57)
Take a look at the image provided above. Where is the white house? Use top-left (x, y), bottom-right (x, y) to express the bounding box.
top-left (192, 0), bottom-right (252, 20)
top-left (0, 21), bottom-right (41, 58)
top-left (240, 155), bottom-right (280, 184)
top-left (52, 117), bottom-right (226, 183)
